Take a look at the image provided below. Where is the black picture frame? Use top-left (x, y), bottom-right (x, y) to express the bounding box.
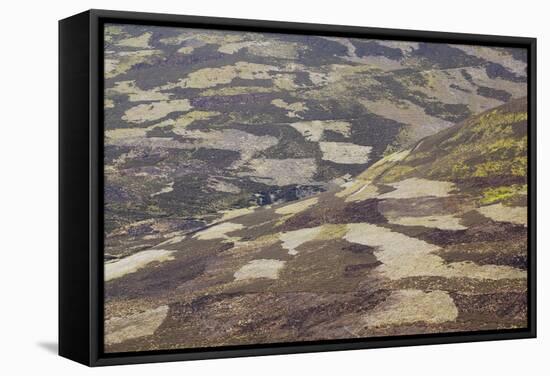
top-left (59, 9), bottom-right (537, 367)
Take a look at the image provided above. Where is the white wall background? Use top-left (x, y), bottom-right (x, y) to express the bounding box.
top-left (0, 0), bottom-right (546, 373)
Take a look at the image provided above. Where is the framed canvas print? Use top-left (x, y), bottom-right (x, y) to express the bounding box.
top-left (59, 9), bottom-right (536, 366)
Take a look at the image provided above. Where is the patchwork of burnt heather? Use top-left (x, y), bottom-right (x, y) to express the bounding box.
top-left (103, 22), bottom-right (529, 353)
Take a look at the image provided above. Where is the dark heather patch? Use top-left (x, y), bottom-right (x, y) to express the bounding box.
top-left (354, 288), bottom-right (393, 310)
top-left (450, 83), bottom-right (471, 93)
top-left (280, 299), bottom-right (356, 332)
top-left (237, 314), bottom-right (291, 335)
top-left (317, 160), bottom-right (367, 181)
top-left (460, 69), bottom-right (474, 83)
top-left (172, 293), bottom-right (241, 316)
top-left (388, 276), bottom-right (527, 295)
top-left (156, 176), bottom-right (244, 217)
top-left (422, 101), bottom-right (471, 123)
top-left (190, 293), bottom-right (242, 313)
top-left (485, 62), bottom-right (526, 83)
top-left (342, 199), bottom-right (388, 223)
top-left (146, 125), bottom-right (175, 138)
top-left (230, 77), bottom-right (272, 87)
top-left (126, 223), bottom-right (155, 237)
top-left (405, 222), bottom-right (527, 246)
top-left (274, 238), bottom-right (382, 293)
top-left (412, 43), bottom-right (486, 69)
top-left (104, 145), bottom-right (131, 164)
top-left (314, 163), bottom-right (348, 183)
top-left (222, 279), bottom-right (279, 295)
top-left (278, 198), bottom-right (387, 231)
top-left (293, 71), bottom-right (314, 86)
top-left (294, 36), bottom-right (350, 65)
top-left (348, 114), bottom-right (404, 152)
top-left (507, 48), bottom-right (528, 63)
top-left (341, 243), bottom-right (377, 255)
top-left (105, 254), bottom-right (208, 300)
top-left (376, 184), bottom-right (397, 194)
top-left (344, 262), bottom-right (382, 276)
top-left (259, 128), bottom-right (321, 159)
top-left (476, 86), bottom-right (512, 102)
top-left (438, 249), bottom-right (527, 270)
top-left (275, 291), bottom-right (390, 334)
top-left (460, 210), bottom-right (492, 227)
top-left (275, 209), bottom-right (319, 231)
top-left (192, 148), bottom-right (241, 167)
top-left (352, 41), bottom-right (403, 60)
top-left (254, 243), bottom-right (294, 261)
top-left (450, 292), bottom-right (528, 322)
top-left (217, 242), bottom-right (235, 252)
top-left (120, 152), bottom-right (168, 170)
top-left (171, 219), bottom-right (208, 232)
top-left (104, 185), bottom-right (132, 203)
